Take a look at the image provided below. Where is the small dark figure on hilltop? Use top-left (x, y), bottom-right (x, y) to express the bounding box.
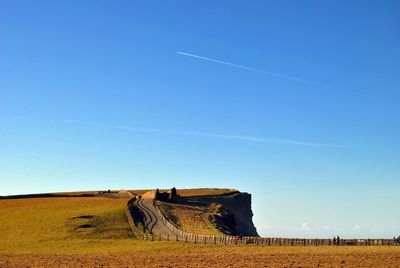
top-left (333, 236), bottom-right (336, 245)
top-left (336, 235), bottom-right (340, 245)
top-left (169, 187), bottom-right (177, 200)
top-left (394, 236), bottom-right (400, 245)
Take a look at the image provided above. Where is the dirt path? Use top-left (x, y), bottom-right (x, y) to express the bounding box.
top-left (137, 199), bottom-right (157, 232)
top-left (136, 192), bottom-right (176, 237)
top-left (140, 199), bottom-right (176, 236)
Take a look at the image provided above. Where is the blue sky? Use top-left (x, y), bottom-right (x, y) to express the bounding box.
top-left (1, 1), bottom-right (400, 238)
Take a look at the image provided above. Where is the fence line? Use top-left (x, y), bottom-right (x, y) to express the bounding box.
top-left (152, 201), bottom-right (397, 246)
top-left (125, 197), bottom-right (148, 239)
top-left (127, 198), bottom-right (398, 246)
top-left (153, 200), bottom-right (238, 244)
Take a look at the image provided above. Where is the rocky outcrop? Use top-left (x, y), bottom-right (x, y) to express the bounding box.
top-left (184, 192), bottom-right (259, 236)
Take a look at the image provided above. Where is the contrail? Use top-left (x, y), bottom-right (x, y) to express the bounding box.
top-left (63, 120), bottom-right (161, 133)
top-left (178, 131), bottom-right (348, 147)
top-left (177, 51), bottom-right (333, 88)
top-left (65, 120), bottom-right (348, 148)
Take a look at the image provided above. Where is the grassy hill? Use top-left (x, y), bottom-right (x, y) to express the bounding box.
top-left (0, 188), bottom-right (236, 254)
top-left (0, 197), bottom-right (138, 253)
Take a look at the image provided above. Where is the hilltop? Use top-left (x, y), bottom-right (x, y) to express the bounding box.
top-left (0, 188), bottom-right (236, 199)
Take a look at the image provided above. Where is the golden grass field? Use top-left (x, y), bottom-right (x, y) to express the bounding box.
top-left (1, 196), bottom-right (400, 267)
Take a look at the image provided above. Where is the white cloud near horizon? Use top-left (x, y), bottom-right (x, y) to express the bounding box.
top-left (64, 120), bottom-right (349, 148)
top-left (301, 223), bottom-right (312, 231)
top-left (301, 223), bottom-right (332, 232)
top-left (177, 51), bottom-right (333, 88)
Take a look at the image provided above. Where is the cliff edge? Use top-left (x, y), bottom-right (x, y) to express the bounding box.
top-left (182, 191), bottom-right (258, 236)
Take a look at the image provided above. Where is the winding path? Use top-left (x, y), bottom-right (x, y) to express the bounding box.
top-left (141, 199), bottom-right (176, 236)
top-left (136, 192), bottom-right (176, 236)
top-left (137, 199), bottom-right (157, 233)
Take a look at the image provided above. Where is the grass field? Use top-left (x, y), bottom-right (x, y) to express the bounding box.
top-left (1, 244), bottom-right (400, 267)
top-left (0, 197), bottom-right (135, 254)
top-left (1, 195), bottom-right (400, 267)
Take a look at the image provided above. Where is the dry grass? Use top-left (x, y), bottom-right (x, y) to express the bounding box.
top-left (1, 245), bottom-right (400, 267)
top-left (158, 202), bottom-right (223, 235)
top-left (46, 190), bottom-right (101, 196)
top-left (0, 197), bottom-right (134, 254)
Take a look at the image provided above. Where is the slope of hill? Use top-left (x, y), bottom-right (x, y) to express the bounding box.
top-left (157, 201), bottom-right (234, 235)
top-left (183, 191), bottom-right (259, 236)
top-left (156, 191), bottom-right (258, 236)
top-left (0, 196), bottom-right (134, 253)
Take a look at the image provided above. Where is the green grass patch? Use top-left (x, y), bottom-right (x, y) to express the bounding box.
top-left (0, 197), bottom-right (141, 253)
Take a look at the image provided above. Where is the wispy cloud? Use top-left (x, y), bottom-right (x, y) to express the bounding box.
top-left (64, 120), bottom-right (161, 133)
top-left (177, 51), bottom-right (333, 88)
top-left (64, 120), bottom-right (348, 148)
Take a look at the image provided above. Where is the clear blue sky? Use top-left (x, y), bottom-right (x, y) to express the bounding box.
top-left (1, 1), bottom-right (399, 238)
